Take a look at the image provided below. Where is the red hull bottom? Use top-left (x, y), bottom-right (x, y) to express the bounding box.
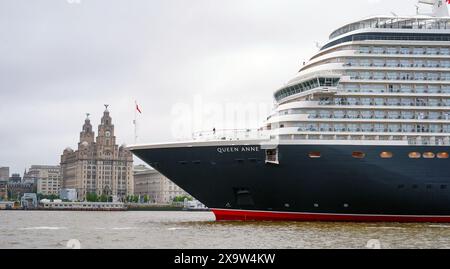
top-left (212, 209), bottom-right (450, 223)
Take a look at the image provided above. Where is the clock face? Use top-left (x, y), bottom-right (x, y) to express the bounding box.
top-left (105, 131), bottom-right (111, 137)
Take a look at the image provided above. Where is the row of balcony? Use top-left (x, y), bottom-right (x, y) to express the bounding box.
top-left (349, 75), bottom-right (450, 81)
top-left (342, 87), bottom-right (450, 94)
top-left (358, 47), bottom-right (450, 56)
top-left (318, 98), bottom-right (450, 107)
top-left (283, 125), bottom-right (450, 134)
top-left (345, 62), bottom-right (450, 69)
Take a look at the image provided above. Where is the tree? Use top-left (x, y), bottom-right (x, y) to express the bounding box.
top-left (99, 194), bottom-right (108, 203)
top-left (173, 195), bottom-right (193, 202)
top-left (86, 193), bottom-right (98, 202)
top-left (143, 195), bottom-right (149, 203)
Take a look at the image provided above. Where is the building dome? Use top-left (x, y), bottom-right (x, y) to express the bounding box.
top-left (81, 141), bottom-right (89, 147)
top-left (64, 147), bottom-right (74, 153)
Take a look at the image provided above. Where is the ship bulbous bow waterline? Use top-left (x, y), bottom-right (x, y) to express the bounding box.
top-left (130, 1), bottom-right (450, 222)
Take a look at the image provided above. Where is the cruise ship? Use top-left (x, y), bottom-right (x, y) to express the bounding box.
top-left (130, 0), bottom-right (450, 222)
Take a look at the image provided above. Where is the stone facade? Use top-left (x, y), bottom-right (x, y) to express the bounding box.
top-left (61, 106), bottom-right (133, 201)
top-left (0, 167), bottom-right (9, 181)
top-left (6, 182), bottom-right (35, 200)
top-left (0, 180), bottom-right (7, 200)
top-left (24, 165), bottom-right (61, 196)
top-left (134, 165), bottom-right (189, 204)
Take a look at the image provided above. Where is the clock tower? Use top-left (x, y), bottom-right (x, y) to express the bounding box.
top-left (61, 105), bottom-right (134, 201)
top-left (97, 105), bottom-right (116, 151)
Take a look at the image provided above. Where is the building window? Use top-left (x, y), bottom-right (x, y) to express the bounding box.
top-left (380, 152), bottom-right (393, 159)
top-left (409, 152), bottom-right (421, 159)
top-left (423, 152), bottom-right (436, 159)
top-left (352, 152), bottom-right (366, 159)
top-left (437, 152), bottom-right (449, 159)
top-left (309, 152), bottom-right (321, 158)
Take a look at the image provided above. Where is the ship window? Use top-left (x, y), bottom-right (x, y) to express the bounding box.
top-left (309, 152), bottom-right (321, 158)
top-left (266, 149), bottom-right (279, 164)
top-left (437, 152), bottom-right (449, 159)
top-left (423, 152), bottom-right (436, 159)
top-left (352, 152), bottom-right (366, 159)
top-left (380, 152), bottom-right (393, 159)
top-left (409, 152), bottom-right (421, 159)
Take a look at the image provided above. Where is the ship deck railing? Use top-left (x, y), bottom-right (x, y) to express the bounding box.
top-left (330, 17), bottom-right (450, 40)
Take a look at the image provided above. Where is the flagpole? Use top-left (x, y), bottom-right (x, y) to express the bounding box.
top-left (134, 100), bottom-right (138, 144)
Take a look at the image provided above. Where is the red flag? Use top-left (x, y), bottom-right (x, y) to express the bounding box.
top-left (136, 102), bottom-right (142, 114)
top-left (447, 0), bottom-right (450, 4)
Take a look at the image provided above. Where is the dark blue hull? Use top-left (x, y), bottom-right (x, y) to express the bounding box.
top-left (131, 144), bottom-right (450, 221)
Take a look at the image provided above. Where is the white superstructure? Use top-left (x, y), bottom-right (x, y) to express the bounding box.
top-left (266, 0), bottom-right (450, 146)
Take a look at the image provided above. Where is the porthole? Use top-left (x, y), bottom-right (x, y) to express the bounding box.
top-left (380, 152), bottom-right (393, 159)
top-left (309, 152), bottom-right (321, 158)
top-left (423, 152), bottom-right (435, 159)
top-left (409, 152), bottom-right (421, 159)
top-left (438, 152), bottom-right (449, 159)
top-left (352, 152), bottom-right (366, 159)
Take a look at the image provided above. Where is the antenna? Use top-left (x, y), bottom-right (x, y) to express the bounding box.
top-left (417, 0), bottom-right (449, 17)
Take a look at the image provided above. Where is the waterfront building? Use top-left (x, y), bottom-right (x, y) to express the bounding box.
top-left (9, 173), bottom-right (21, 183)
top-left (23, 166), bottom-right (61, 196)
top-left (23, 169), bottom-right (38, 184)
top-left (61, 106), bottom-right (134, 201)
top-left (7, 182), bottom-right (35, 200)
top-left (0, 167), bottom-right (9, 181)
top-left (0, 180), bottom-right (7, 200)
top-left (133, 165), bottom-right (190, 204)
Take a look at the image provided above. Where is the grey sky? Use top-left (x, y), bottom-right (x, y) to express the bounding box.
top-left (0, 0), bottom-right (419, 173)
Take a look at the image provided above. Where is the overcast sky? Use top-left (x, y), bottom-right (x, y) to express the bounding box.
top-left (0, 0), bottom-right (422, 174)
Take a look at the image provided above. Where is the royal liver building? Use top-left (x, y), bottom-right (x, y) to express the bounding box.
top-left (61, 106), bottom-right (134, 201)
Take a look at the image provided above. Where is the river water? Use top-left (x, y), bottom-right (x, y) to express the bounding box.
top-left (1, 211), bottom-right (450, 249)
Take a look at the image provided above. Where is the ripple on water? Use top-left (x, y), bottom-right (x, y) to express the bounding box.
top-left (2, 211), bottom-right (450, 249)
top-left (19, 227), bottom-right (68, 230)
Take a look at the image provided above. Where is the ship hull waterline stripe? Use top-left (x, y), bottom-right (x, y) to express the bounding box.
top-left (212, 209), bottom-right (450, 222)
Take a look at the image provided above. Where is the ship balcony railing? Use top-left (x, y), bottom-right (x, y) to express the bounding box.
top-left (192, 129), bottom-right (270, 141)
top-left (278, 133), bottom-right (450, 146)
